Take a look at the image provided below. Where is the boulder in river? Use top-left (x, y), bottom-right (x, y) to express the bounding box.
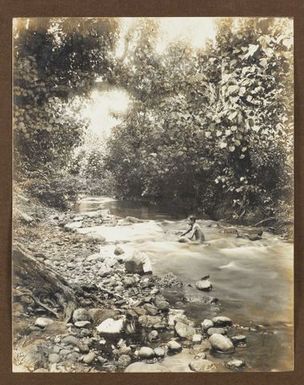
top-left (212, 316), bottom-right (233, 327)
top-left (231, 335), bottom-right (247, 346)
top-left (124, 251), bottom-right (152, 274)
top-left (138, 347), bottom-right (155, 359)
top-left (201, 319), bottom-right (214, 331)
top-left (175, 321), bottom-right (196, 339)
top-left (195, 278), bottom-right (212, 291)
top-left (167, 340), bottom-right (182, 354)
top-left (114, 246), bottom-right (125, 256)
top-left (189, 358), bottom-right (216, 372)
top-left (96, 318), bottom-right (125, 335)
top-left (125, 362), bottom-right (170, 372)
top-left (209, 334), bottom-right (234, 353)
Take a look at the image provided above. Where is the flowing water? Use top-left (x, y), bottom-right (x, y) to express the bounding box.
top-left (75, 196), bottom-right (294, 372)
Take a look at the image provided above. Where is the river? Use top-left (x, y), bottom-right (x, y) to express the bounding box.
top-left (75, 196), bottom-right (294, 372)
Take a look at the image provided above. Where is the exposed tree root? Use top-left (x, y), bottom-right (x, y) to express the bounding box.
top-left (12, 244), bottom-right (78, 322)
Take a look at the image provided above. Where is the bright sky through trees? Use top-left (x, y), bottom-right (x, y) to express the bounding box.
top-left (83, 17), bottom-right (217, 138)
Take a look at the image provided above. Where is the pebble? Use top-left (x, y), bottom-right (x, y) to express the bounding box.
top-left (80, 328), bottom-right (92, 337)
top-left (194, 352), bottom-right (206, 359)
top-left (96, 318), bottom-right (125, 335)
top-left (138, 315), bottom-right (162, 328)
top-left (189, 358), bottom-right (216, 372)
top-left (52, 346), bottom-right (61, 354)
top-left (197, 339), bottom-right (212, 352)
top-left (154, 347), bottom-right (165, 357)
top-left (148, 330), bottom-right (159, 342)
top-left (212, 316), bottom-right (233, 327)
top-left (48, 353), bottom-right (60, 364)
top-left (73, 308), bottom-right (92, 323)
top-left (144, 303), bottom-right (158, 316)
top-left (97, 356), bottom-right (107, 364)
top-left (192, 334), bottom-right (203, 344)
top-left (226, 359), bottom-right (245, 369)
top-left (74, 321), bottom-right (91, 328)
top-left (67, 352), bottom-right (80, 362)
top-left (34, 317), bottom-right (54, 328)
top-left (79, 344), bottom-right (90, 353)
top-left (117, 354), bottom-right (131, 368)
top-left (98, 265), bottom-right (112, 277)
top-left (83, 352), bottom-right (96, 364)
top-left (154, 296), bottom-right (170, 311)
top-left (59, 349), bottom-right (70, 357)
top-left (61, 335), bottom-right (80, 347)
top-left (123, 276), bottom-right (138, 288)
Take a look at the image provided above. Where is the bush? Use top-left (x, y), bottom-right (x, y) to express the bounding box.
top-left (27, 174), bottom-right (81, 210)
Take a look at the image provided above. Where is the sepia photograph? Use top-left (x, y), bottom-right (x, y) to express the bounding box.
top-left (12, 17), bottom-right (294, 373)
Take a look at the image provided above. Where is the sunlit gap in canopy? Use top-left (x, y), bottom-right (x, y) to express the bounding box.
top-left (81, 82), bottom-right (131, 140)
top-left (115, 17), bottom-right (217, 58)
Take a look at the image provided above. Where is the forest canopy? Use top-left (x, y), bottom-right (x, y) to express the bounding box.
top-left (13, 17), bottom-right (293, 222)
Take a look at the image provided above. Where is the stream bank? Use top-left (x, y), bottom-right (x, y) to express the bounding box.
top-left (12, 194), bottom-right (293, 372)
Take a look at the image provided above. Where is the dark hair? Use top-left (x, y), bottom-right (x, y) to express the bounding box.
top-left (188, 215), bottom-right (196, 222)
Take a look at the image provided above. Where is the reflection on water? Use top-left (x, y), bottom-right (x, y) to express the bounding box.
top-left (75, 196), bottom-right (294, 371)
top-left (76, 196), bottom-right (187, 220)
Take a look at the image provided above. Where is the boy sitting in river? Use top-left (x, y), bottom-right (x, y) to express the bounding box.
top-left (178, 215), bottom-right (205, 243)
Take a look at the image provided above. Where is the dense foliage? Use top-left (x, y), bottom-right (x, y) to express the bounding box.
top-left (13, 18), bottom-right (118, 208)
top-left (14, 17), bottom-right (293, 221)
top-left (13, 18), bottom-right (118, 175)
top-left (106, 18), bottom-right (293, 221)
